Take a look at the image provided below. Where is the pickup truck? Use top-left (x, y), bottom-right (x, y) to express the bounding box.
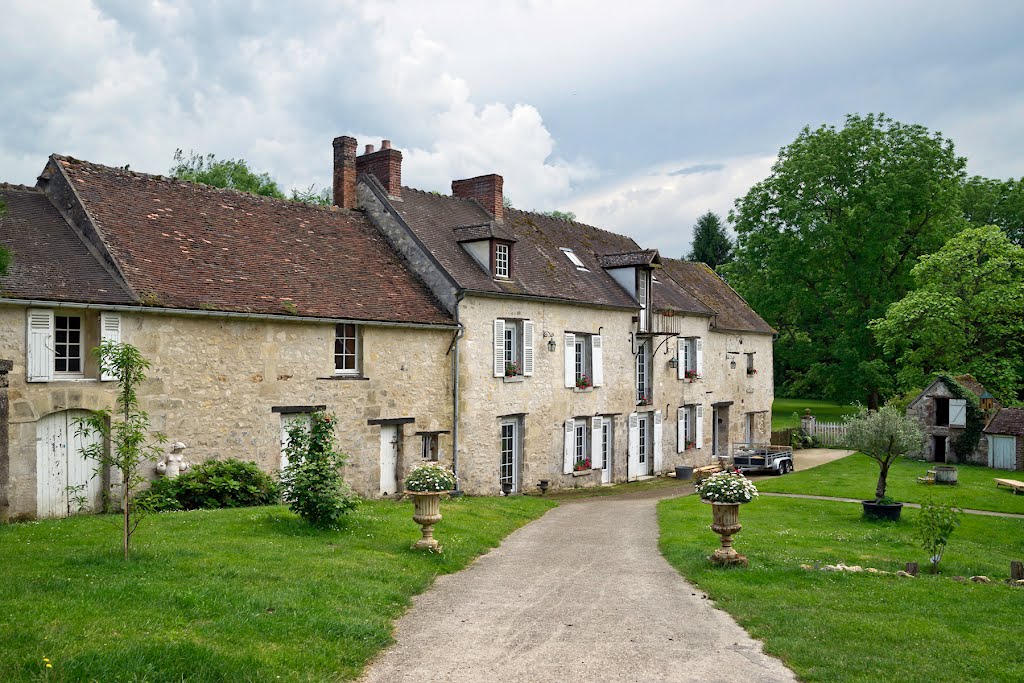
top-left (730, 442), bottom-right (794, 475)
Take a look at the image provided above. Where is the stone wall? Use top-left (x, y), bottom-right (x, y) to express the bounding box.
top-left (455, 296), bottom-right (635, 494)
top-left (1, 304), bottom-right (453, 519)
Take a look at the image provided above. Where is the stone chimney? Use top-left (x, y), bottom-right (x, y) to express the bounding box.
top-left (452, 174), bottom-right (504, 222)
top-left (332, 136), bottom-right (358, 209)
top-left (356, 139), bottom-right (402, 198)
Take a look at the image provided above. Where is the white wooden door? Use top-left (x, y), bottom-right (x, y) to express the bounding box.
top-left (638, 414), bottom-right (651, 476)
top-left (990, 436), bottom-right (1016, 470)
top-left (279, 413), bottom-right (311, 471)
top-left (600, 419), bottom-right (612, 484)
top-left (379, 425), bottom-right (400, 496)
top-left (36, 410), bottom-right (102, 518)
top-left (500, 419), bottom-right (519, 492)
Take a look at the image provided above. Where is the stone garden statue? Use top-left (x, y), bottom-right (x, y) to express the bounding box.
top-left (156, 442), bottom-right (191, 478)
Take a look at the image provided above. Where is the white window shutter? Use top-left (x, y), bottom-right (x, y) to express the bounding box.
top-left (676, 337), bottom-right (685, 380)
top-left (653, 410), bottom-right (663, 473)
top-left (627, 412), bottom-right (640, 481)
top-left (591, 334), bottom-right (603, 387)
top-left (591, 417), bottom-right (603, 468)
top-left (563, 418), bottom-right (575, 474)
top-left (695, 337), bottom-right (704, 377)
top-left (99, 312), bottom-right (121, 381)
top-left (522, 319), bottom-right (534, 376)
top-left (677, 406), bottom-right (686, 453)
top-left (493, 319), bottom-right (505, 378)
top-left (563, 332), bottom-right (575, 388)
top-left (695, 404), bottom-right (704, 448)
top-left (26, 309), bottom-right (54, 383)
top-left (949, 399), bottom-right (967, 428)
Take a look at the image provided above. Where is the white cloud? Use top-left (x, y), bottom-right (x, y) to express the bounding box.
top-left (567, 156), bottom-right (777, 258)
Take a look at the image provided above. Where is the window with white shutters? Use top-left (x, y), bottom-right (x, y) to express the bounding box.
top-left (99, 312), bottom-right (121, 381)
top-left (495, 319), bottom-right (532, 377)
top-left (27, 309), bottom-right (55, 383)
top-left (54, 315), bottom-right (83, 376)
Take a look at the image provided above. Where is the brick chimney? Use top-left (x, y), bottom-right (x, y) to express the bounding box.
top-left (452, 174), bottom-right (504, 222)
top-left (356, 140), bottom-right (402, 198)
top-left (332, 136), bottom-right (357, 209)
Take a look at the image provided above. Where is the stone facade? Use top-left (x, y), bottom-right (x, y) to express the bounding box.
top-left (0, 304), bottom-right (453, 520)
top-left (905, 380), bottom-right (980, 465)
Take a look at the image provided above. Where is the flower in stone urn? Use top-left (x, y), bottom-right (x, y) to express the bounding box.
top-left (404, 463), bottom-right (457, 552)
top-left (695, 470), bottom-right (757, 567)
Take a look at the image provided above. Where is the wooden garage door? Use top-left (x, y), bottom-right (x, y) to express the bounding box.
top-left (36, 410), bottom-right (103, 518)
top-left (990, 435), bottom-right (1017, 470)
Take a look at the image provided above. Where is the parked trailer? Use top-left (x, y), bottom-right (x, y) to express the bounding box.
top-left (731, 442), bottom-right (794, 475)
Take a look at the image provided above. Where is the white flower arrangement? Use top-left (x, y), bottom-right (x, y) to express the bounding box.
top-left (404, 463), bottom-right (457, 493)
top-left (695, 470), bottom-right (759, 504)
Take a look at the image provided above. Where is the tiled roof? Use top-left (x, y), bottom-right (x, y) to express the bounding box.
top-left (984, 407), bottom-right (1024, 436)
top-left (51, 157), bottom-right (453, 325)
top-left (598, 250), bottom-right (660, 268)
top-left (0, 184), bottom-right (135, 305)
top-left (453, 222), bottom-right (516, 243)
top-left (953, 374), bottom-right (987, 399)
top-left (393, 188), bottom-right (640, 308)
top-left (651, 272), bottom-right (715, 316)
top-left (660, 259), bottom-right (774, 334)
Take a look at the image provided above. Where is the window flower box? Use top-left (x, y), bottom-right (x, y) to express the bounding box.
top-left (503, 375), bottom-right (524, 383)
top-left (571, 468), bottom-right (594, 477)
top-left (573, 457), bottom-right (592, 472)
top-left (575, 374), bottom-right (593, 390)
top-left (505, 361), bottom-right (521, 377)
top-left (684, 370), bottom-right (701, 382)
top-left (746, 368), bottom-right (758, 376)
top-left (636, 391), bottom-right (651, 406)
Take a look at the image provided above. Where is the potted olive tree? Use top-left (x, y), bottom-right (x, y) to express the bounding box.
top-left (845, 405), bottom-right (923, 521)
top-left (404, 463), bottom-right (457, 551)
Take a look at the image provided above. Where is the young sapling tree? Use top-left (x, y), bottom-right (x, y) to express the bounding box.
top-left (844, 405), bottom-right (923, 502)
top-left (76, 341), bottom-right (166, 560)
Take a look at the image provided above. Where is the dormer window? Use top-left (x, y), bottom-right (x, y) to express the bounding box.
top-left (493, 241), bottom-right (511, 279)
top-left (637, 269), bottom-right (650, 332)
top-left (560, 247), bottom-right (589, 272)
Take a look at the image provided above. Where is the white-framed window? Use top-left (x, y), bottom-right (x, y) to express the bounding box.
top-left (600, 417), bottom-right (612, 470)
top-left (494, 318), bottom-right (533, 377)
top-left (421, 434), bottom-right (439, 461)
top-left (493, 242), bottom-right (510, 279)
top-left (636, 339), bottom-right (651, 404)
top-left (499, 418), bottom-right (520, 491)
top-left (563, 332), bottom-right (603, 388)
top-left (27, 309), bottom-right (121, 383)
top-left (637, 269), bottom-right (649, 332)
top-left (678, 405), bottom-right (698, 451)
top-left (54, 315), bottom-right (84, 376)
top-left (334, 323), bottom-right (360, 375)
top-left (677, 336), bottom-right (703, 380)
top-left (574, 335), bottom-right (590, 387)
top-left (560, 247), bottom-right (589, 271)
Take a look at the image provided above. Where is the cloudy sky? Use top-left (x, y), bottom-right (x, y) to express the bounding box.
top-left (2, 1), bottom-right (1022, 256)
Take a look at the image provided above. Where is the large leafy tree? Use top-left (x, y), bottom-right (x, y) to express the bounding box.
top-left (871, 224), bottom-right (1024, 402)
top-left (687, 211), bottom-right (733, 269)
top-left (170, 149), bottom-right (286, 198)
top-left (961, 175), bottom-right (1024, 246)
top-left (726, 114), bottom-right (967, 407)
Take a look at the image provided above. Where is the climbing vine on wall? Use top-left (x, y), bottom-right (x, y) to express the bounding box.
top-left (936, 373), bottom-right (983, 458)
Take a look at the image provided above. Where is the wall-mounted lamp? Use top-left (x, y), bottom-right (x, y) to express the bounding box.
top-left (548, 338), bottom-right (557, 352)
top-left (668, 356), bottom-right (679, 369)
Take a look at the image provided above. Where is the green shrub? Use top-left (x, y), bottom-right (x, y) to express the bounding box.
top-left (136, 458), bottom-right (279, 511)
top-left (280, 412), bottom-right (359, 528)
top-left (917, 496), bottom-right (962, 573)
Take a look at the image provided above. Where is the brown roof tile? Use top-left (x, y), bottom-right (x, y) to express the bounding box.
top-left (660, 259), bottom-right (774, 334)
top-left (598, 250), bottom-right (660, 268)
top-left (0, 184), bottom-right (135, 305)
top-left (394, 188), bottom-right (640, 308)
top-left (985, 407), bottom-right (1024, 436)
top-left (54, 157), bottom-right (452, 325)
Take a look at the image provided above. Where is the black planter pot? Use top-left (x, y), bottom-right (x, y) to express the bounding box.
top-left (862, 500), bottom-right (903, 521)
top-left (675, 466), bottom-right (694, 481)
top-left (501, 482), bottom-right (514, 496)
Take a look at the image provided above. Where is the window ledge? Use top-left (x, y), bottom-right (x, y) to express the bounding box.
top-left (571, 469), bottom-right (595, 477)
top-left (503, 375), bottom-right (525, 383)
top-left (43, 377), bottom-right (99, 383)
top-left (683, 378), bottom-right (702, 383)
top-left (573, 386), bottom-right (594, 393)
top-left (318, 375), bottom-right (370, 381)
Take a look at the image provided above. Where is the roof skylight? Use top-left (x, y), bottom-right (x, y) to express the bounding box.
top-left (560, 247), bottom-right (589, 271)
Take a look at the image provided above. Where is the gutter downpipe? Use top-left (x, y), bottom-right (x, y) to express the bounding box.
top-left (450, 292), bottom-right (466, 496)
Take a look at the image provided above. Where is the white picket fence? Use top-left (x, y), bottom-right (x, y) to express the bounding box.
top-left (810, 420), bottom-right (849, 447)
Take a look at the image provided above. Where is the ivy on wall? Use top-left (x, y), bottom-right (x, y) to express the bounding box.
top-left (936, 373), bottom-right (984, 457)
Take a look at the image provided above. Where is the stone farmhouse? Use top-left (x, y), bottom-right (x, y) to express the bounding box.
top-left (906, 374), bottom-right (1023, 470)
top-left (0, 137), bottom-right (775, 519)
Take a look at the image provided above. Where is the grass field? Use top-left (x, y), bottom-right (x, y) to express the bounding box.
top-left (761, 454), bottom-right (1024, 515)
top-left (659, 495), bottom-right (1024, 683)
top-left (0, 497), bottom-right (555, 682)
top-left (772, 398), bottom-right (859, 430)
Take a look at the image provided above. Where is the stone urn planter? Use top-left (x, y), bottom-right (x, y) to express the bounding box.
top-left (707, 501), bottom-right (748, 567)
top-left (933, 465), bottom-right (958, 485)
top-left (675, 465), bottom-right (694, 481)
top-left (409, 491), bottom-right (447, 551)
top-left (861, 500), bottom-right (903, 521)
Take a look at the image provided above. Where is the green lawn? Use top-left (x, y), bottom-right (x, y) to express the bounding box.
top-left (0, 497), bottom-right (555, 682)
top-left (659, 495), bottom-right (1024, 683)
top-left (760, 454), bottom-right (1024, 515)
top-left (772, 398), bottom-right (859, 430)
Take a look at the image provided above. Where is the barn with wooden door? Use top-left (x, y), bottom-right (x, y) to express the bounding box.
top-left (983, 408), bottom-right (1024, 471)
top-left (36, 409), bottom-right (106, 517)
